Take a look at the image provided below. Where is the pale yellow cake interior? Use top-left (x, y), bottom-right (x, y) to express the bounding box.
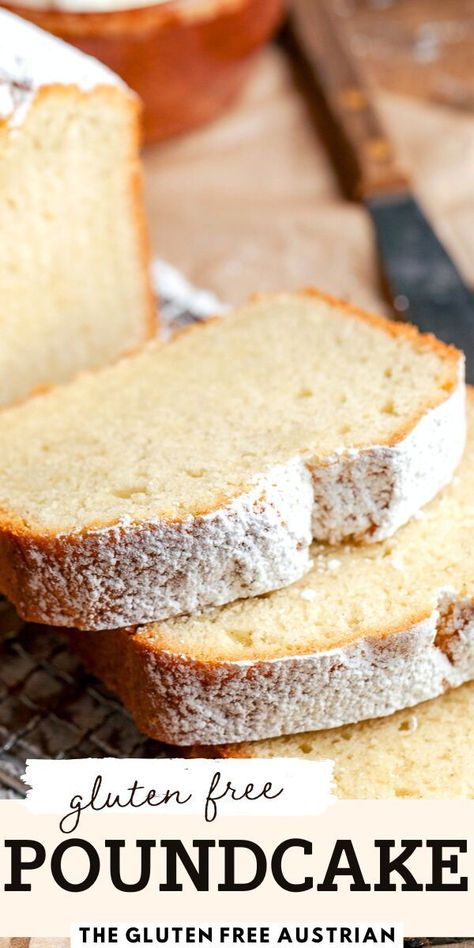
top-left (136, 392), bottom-right (474, 662)
top-left (222, 680), bottom-right (474, 799)
top-left (0, 85), bottom-right (152, 408)
top-left (0, 294), bottom-right (459, 532)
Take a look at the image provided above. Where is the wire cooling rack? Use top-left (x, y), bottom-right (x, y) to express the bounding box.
top-left (0, 602), bottom-right (176, 798)
top-left (0, 262), bottom-right (223, 799)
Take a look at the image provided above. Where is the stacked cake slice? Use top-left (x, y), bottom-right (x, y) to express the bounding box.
top-left (73, 389), bottom-right (474, 745)
top-left (0, 291), bottom-right (465, 626)
top-left (213, 682), bottom-right (474, 799)
top-left (0, 285), bottom-right (472, 760)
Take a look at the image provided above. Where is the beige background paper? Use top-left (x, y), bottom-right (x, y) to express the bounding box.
top-left (0, 801), bottom-right (472, 936)
top-left (145, 46), bottom-right (474, 313)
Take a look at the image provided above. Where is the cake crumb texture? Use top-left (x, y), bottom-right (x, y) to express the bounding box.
top-left (0, 10), bottom-right (154, 409)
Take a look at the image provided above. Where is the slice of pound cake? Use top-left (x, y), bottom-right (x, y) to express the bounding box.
top-left (72, 389), bottom-right (474, 745)
top-left (214, 681), bottom-right (474, 799)
top-left (0, 290), bottom-right (465, 629)
top-left (0, 10), bottom-right (154, 408)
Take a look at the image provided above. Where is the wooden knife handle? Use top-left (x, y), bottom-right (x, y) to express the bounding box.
top-left (291, 0), bottom-right (409, 200)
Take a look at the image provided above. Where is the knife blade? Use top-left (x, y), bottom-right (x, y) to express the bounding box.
top-left (368, 192), bottom-right (474, 376)
top-left (290, 0), bottom-right (474, 382)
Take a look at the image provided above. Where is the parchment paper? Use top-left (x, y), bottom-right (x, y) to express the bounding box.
top-left (144, 46), bottom-right (474, 317)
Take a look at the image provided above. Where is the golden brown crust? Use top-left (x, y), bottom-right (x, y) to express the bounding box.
top-left (133, 609), bottom-right (434, 664)
top-left (3, 0), bottom-right (262, 39)
top-left (3, 0), bottom-right (285, 142)
top-left (0, 291), bottom-right (464, 631)
top-left (0, 81), bottom-right (156, 401)
top-left (70, 586), bottom-right (474, 746)
top-left (272, 288), bottom-right (462, 446)
top-left (0, 289), bottom-right (462, 540)
top-left (124, 89), bottom-right (157, 341)
top-left (294, 286), bottom-right (461, 367)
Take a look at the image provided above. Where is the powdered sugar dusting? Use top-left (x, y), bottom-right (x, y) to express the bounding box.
top-left (0, 9), bottom-right (123, 127)
top-left (0, 373), bottom-right (466, 630)
top-left (151, 258), bottom-right (229, 335)
top-left (299, 588), bottom-right (317, 601)
top-left (79, 587), bottom-right (474, 744)
top-left (10, 458), bottom-right (314, 629)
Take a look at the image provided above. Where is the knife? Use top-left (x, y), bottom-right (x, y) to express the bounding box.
top-left (289, 0), bottom-right (474, 382)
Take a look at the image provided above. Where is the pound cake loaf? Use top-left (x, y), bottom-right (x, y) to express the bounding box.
top-left (0, 290), bottom-right (465, 630)
top-left (72, 389), bottom-right (474, 745)
top-left (215, 681), bottom-right (474, 799)
top-left (0, 10), bottom-right (154, 408)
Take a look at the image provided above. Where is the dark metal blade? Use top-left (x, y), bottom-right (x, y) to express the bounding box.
top-left (366, 193), bottom-right (474, 383)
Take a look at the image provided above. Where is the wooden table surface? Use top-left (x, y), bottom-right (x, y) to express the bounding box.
top-left (343, 0), bottom-right (474, 112)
